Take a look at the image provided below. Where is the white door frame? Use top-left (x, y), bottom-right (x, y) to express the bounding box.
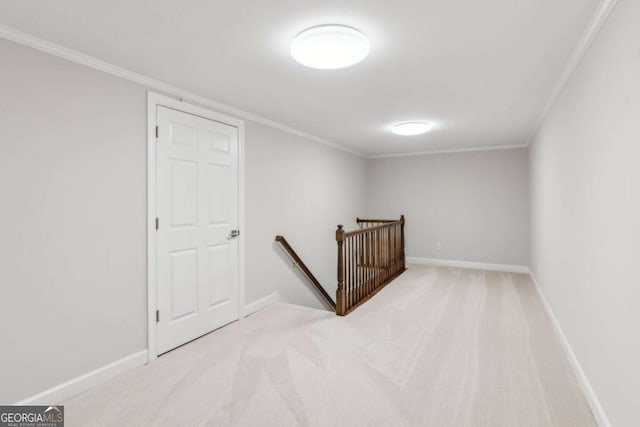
top-left (146, 91), bottom-right (246, 362)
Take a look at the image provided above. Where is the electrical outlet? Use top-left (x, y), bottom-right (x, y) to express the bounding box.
top-left (435, 241), bottom-right (442, 251)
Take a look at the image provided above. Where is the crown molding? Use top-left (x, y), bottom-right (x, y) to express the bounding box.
top-left (525, 0), bottom-right (619, 146)
top-left (368, 143), bottom-right (528, 159)
top-left (0, 24), bottom-right (365, 157)
top-left (1, 0), bottom-right (619, 160)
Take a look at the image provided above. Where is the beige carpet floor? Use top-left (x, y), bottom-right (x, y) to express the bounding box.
top-left (65, 265), bottom-right (596, 426)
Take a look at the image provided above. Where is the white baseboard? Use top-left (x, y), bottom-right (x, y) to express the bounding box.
top-left (243, 292), bottom-right (280, 317)
top-left (529, 270), bottom-right (611, 427)
top-left (16, 350), bottom-right (148, 405)
top-left (406, 256), bottom-right (530, 274)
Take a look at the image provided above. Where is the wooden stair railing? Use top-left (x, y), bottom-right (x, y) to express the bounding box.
top-left (275, 235), bottom-right (336, 311)
top-left (275, 215), bottom-right (406, 316)
top-left (336, 215), bottom-right (406, 316)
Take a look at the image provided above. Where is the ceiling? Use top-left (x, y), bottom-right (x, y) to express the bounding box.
top-left (0, 0), bottom-right (600, 156)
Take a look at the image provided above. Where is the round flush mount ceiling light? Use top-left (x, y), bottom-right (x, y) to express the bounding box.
top-left (391, 122), bottom-right (433, 136)
top-left (290, 24), bottom-right (370, 70)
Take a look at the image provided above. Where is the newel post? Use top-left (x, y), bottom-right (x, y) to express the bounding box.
top-left (336, 225), bottom-right (346, 316)
top-left (400, 215), bottom-right (406, 270)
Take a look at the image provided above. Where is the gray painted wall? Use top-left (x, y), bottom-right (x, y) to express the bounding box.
top-left (245, 122), bottom-right (366, 307)
top-left (0, 38), bottom-right (366, 403)
top-left (529, 1), bottom-right (640, 425)
top-left (367, 148), bottom-right (529, 266)
top-left (0, 39), bottom-right (148, 404)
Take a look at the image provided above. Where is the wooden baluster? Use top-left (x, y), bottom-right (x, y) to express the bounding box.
top-left (398, 222), bottom-right (401, 272)
top-left (393, 224), bottom-right (396, 274)
top-left (350, 236), bottom-right (355, 309)
top-left (389, 225), bottom-right (396, 274)
top-left (364, 233), bottom-right (367, 295)
top-left (353, 235), bottom-right (360, 300)
top-left (385, 225), bottom-right (389, 280)
top-left (398, 222), bottom-right (402, 271)
top-left (379, 227), bottom-right (383, 286)
top-left (388, 224), bottom-right (392, 274)
top-left (395, 223), bottom-right (399, 272)
top-left (351, 237), bottom-right (356, 310)
top-left (336, 225), bottom-right (346, 315)
top-left (388, 224), bottom-right (392, 277)
top-left (356, 235), bottom-right (362, 304)
top-left (380, 225), bottom-right (384, 282)
top-left (393, 223), bottom-right (397, 274)
top-left (380, 226), bottom-right (384, 286)
top-left (389, 224), bottom-right (393, 276)
top-left (398, 223), bottom-right (401, 269)
top-left (393, 224), bottom-right (396, 270)
top-left (361, 234), bottom-right (365, 294)
top-left (383, 225), bottom-right (387, 280)
top-left (360, 233), bottom-right (368, 302)
top-left (378, 228), bottom-right (384, 284)
top-left (396, 224), bottom-right (400, 271)
top-left (384, 224), bottom-right (387, 269)
top-left (354, 234), bottom-right (358, 304)
top-left (385, 225), bottom-right (389, 278)
top-left (400, 215), bottom-right (406, 270)
top-left (353, 235), bottom-right (358, 304)
top-left (356, 236), bottom-right (359, 305)
top-left (368, 228), bottom-right (372, 293)
top-left (346, 238), bottom-right (350, 311)
top-left (390, 224), bottom-right (393, 275)
top-left (368, 231), bottom-right (372, 299)
top-left (346, 237), bottom-right (350, 310)
top-left (352, 237), bottom-right (357, 309)
top-left (354, 238), bottom-right (358, 308)
top-left (344, 238), bottom-right (348, 311)
top-left (379, 226), bottom-right (383, 285)
top-left (367, 229), bottom-right (371, 295)
top-left (373, 228), bottom-right (378, 290)
top-left (391, 224), bottom-right (395, 271)
top-left (360, 232), bottom-right (364, 299)
top-left (358, 233), bottom-right (362, 300)
top-left (374, 228), bottom-right (377, 290)
top-left (368, 229), bottom-right (372, 294)
top-left (362, 231), bottom-right (367, 295)
top-left (373, 228), bottom-right (377, 289)
top-left (379, 227), bottom-right (383, 287)
top-left (355, 235), bottom-right (360, 302)
top-left (378, 227), bottom-right (381, 289)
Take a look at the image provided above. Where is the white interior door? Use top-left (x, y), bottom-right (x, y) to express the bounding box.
top-left (156, 105), bottom-right (239, 355)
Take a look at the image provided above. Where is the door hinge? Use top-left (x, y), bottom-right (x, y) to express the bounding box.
top-left (155, 218), bottom-right (159, 230)
top-left (155, 126), bottom-right (159, 138)
top-left (156, 310), bottom-right (159, 323)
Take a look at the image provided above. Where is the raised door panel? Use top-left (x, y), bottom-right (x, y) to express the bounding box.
top-left (208, 244), bottom-right (231, 307)
top-left (169, 160), bottom-right (198, 228)
top-left (169, 249), bottom-right (198, 321)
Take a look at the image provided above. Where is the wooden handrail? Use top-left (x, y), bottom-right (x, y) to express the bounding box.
top-left (345, 220), bottom-right (402, 237)
top-left (356, 218), bottom-right (397, 223)
top-left (275, 235), bottom-right (336, 310)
